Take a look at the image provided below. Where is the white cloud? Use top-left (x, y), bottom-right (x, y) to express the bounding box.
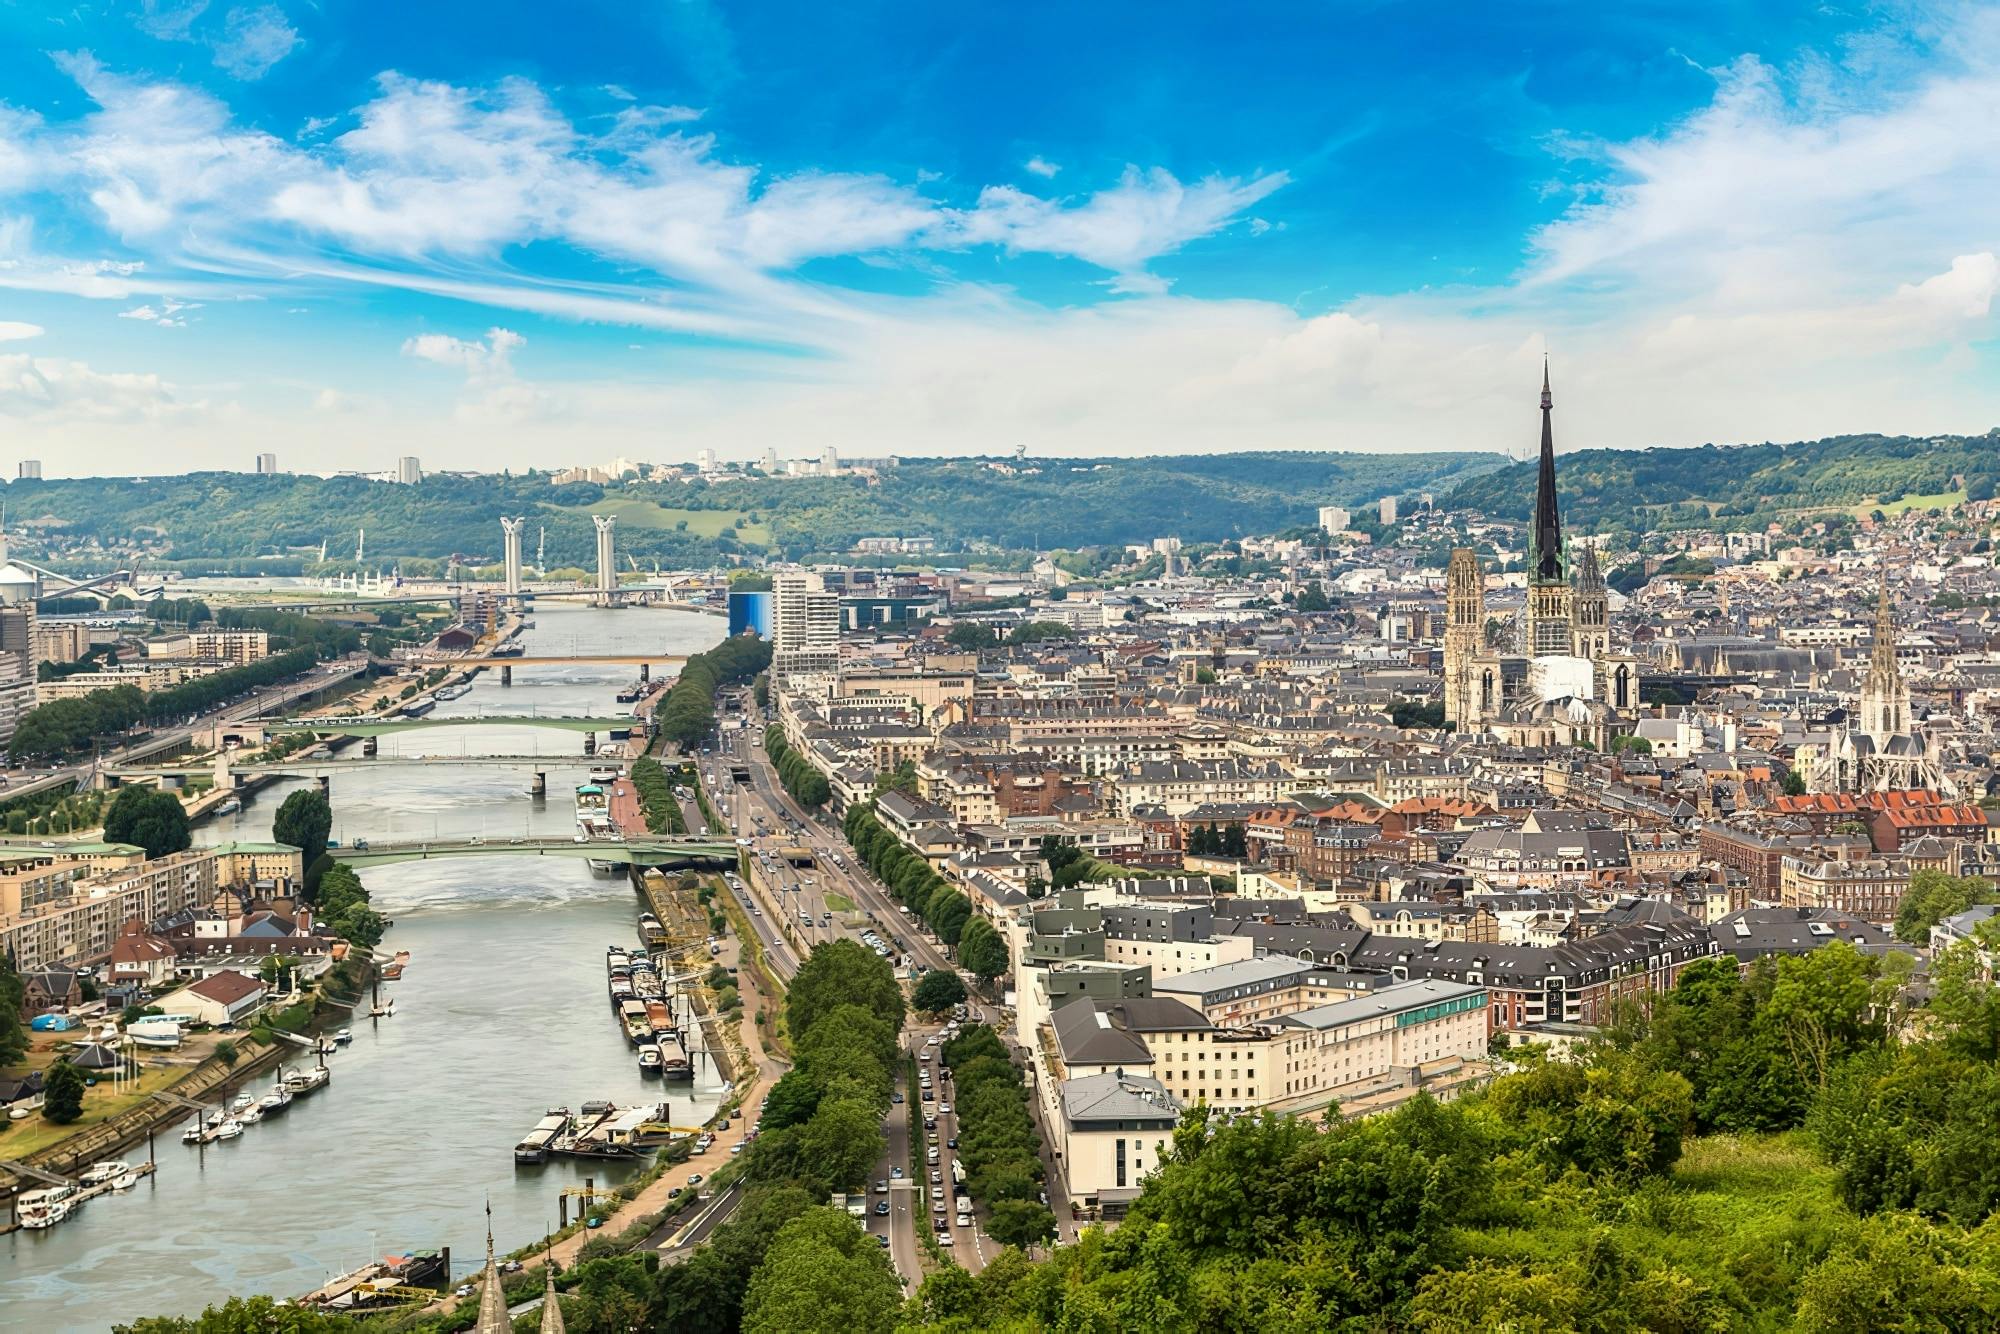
top-left (401, 326), bottom-right (523, 375)
top-left (134, 0), bottom-right (211, 41)
top-left (1024, 155), bottom-right (1059, 178)
top-left (117, 296), bottom-right (199, 326)
top-left (0, 321), bottom-right (41, 341)
top-left (213, 5), bottom-right (301, 80)
top-left (0, 351), bottom-right (196, 422)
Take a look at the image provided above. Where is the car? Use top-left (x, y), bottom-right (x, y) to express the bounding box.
top-left (455, 1284), bottom-right (475, 1298)
top-left (891, 1167), bottom-right (904, 1179)
top-left (937, 1231), bottom-right (954, 1246)
top-left (930, 1186), bottom-right (944, 1200)
top-left (874, 1201), bottom-right (890, 1216)
top-left (929, 1169), bottom-right (942, 1184)
top-left (927, 1148), bottom-right (939, 1163)
top-left (686, 1173), bottom-right (705, 1186)
top-left (1038, 1191), bottom-right (1049, 1206)
top-left (924, 1116), bottom-right (937, 1130)
top-left (875, 1179), bottom-right (889, 1194)
top-left (891, 1091), bottom-right (904, 1104)
top-left (921, 1090), bottom-right (934, 1102)
top-left (940, 1104), bottom-right (953, 1115)
top-left (947, 1136), bottom-right (958, 1149)
top-left (730, 1143), bottom-right (744, 1155)
top-left (925, 1036), bottom-right (939, 1047)
top-left (877, 1233), bottom-right (891, 1248)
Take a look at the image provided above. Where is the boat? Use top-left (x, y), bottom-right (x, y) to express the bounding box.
top-left (638, 1044), bottom-right (663, 1076)
top-left (380, 962), bottom-right (404, 980)
top-left (645, 999), bottom-right (675, 1038)
top-left (80, 1160), bottom-right (131, 1186)
top-left (215, 796), bottom-right (243, 816)
top-left (619, 999), bottom-right (652, 1045)
top-left (259, 1086), bottom-right (293, 1116)
top-left (230, 1093), bottom-right (256, 1113)
top-left (615, 685), bottom-right (642, 704)
top-left (399, 698), bottom-right (437, 718)
top-left (589, 765), bottom-right (622, 785)
top-left (181, 1124), bottom-right (205, 1144)
top-left (435, 683), bottom-right (473, 701)
top-left (237, 1102), bottom-right (264, 1125)
top-left (284, 1066), bottom-right (331, 1095)
top-left (334, 1028), bottom-right (353, 1044)
top-left (127, 1018), bottom-right (183, 1049)
top-left (110, 1170), bottom-right (142, 1191)
top-left (368, 999), bottom-right (393, 1017)
top-left (17, 1186), bottom-right (75, 1229)
top-left (215, 1119), bottom-right (242, 1140)
top-left (515, 1107), bottom-right (571, 1165)
top-left (661, 1055), bottom-right (694, 1082)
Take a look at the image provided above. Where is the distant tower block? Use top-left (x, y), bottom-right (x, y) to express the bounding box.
top-left (500, 517), bottom-right (525, 595)
top-left (593, 514), bottom-right (617, 606)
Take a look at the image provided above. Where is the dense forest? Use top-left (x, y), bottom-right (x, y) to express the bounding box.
top-left (1447, 430), bottom-right (2000, 541)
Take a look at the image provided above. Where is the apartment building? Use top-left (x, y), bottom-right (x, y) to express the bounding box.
top-left (1778, 854), bottom-right (1910, 923)
top-left (772, 571), bottom-right (841, 677)
top-left (147, 629), bottom-right (271, 665)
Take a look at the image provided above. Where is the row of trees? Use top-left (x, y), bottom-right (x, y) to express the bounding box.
top-left (939, 1024), bottom-right (1057, 1249)
top-left (8, 644), bottom-right (329, 762)
top-left (763, 725), bottom-right (831, 809)
top-left (628, 757), bottom-right (690, 834)
top-left (1183, 822), bottom-right (1246, 858)
top-left (657, 634), bottom-right (773, 750)
top-left (840, 804), bottom-right (996, 971)
top-left (646, 938), bottom-right (909, 1331)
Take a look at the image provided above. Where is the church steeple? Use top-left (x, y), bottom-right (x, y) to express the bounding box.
top-left (1529, 358), bottom-right (1564, 585)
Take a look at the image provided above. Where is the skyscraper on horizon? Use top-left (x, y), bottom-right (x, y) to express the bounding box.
top-left (255, 453), bottom-right (278, 474)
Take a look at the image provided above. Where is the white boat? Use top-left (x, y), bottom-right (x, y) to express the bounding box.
top-left (110, 1170), bottom-right (142, 1191)
top-left (258, 1087), bottom-right (293, 1116)
top-left (333, 1028), bottom-right (353, 1044)
top-left (230, 1093), bottom-right (256, 1113)
top-left (283, 1066), bottom-right (331, 1095)
top-left (18, 1185), bottom-right (76, 1228)
top-left (237, 1102), bottom-right (263, 1125)
top-left (215, 1119), bottom-right (242, 1140)
top-left (127, 1019), bottom-right (183, 1049)
top-left (80, 1160), bottom-right (131, 1186)
top-left (204, 1109), bottom-right (227, 1129)
top-left (638, 1045), bottom-right (663, 1076)
top-left (216, 796), bottom-right (242, 815)
top-left (181, 1124), bottom-right (205, 1144)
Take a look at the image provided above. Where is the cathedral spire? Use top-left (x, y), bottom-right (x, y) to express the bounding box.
top-left (474, 1198), bottom-right (511, 1334)
top-left (1529, 358), bottom-right (1564, 585)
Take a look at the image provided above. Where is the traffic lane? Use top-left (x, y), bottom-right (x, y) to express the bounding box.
top-left (874, 1072), bottom-right (923, 1288)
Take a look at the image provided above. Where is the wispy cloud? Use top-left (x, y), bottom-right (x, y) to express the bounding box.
top-left (212, 5), bottom-right (300, 80)
top-left (0, 321), bottom-right (42, 341)
top-left (1024, 155), bottom-right (1059, 178)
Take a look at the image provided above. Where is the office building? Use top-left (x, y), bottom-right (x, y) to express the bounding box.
top-left (728, 590), bottom-right (773, 639)
top-left (1378, 496), bottom-right (1398, 524)
top-left (1317, 506), bottom-right (1349, 534)
top-left (396, 456), bottom-right (423, 485)
top-left (772, 571), bottom-right (840, 676)
top-left (255, 453), bottom-right (278, 474)
top-left (17, 461), bottom-right (40, 480)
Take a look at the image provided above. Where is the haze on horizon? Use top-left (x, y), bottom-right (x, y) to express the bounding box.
top-left (2, 1), bottom-right (1999, 476)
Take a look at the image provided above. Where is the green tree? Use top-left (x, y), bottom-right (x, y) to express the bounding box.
top-left (0, 954), bottom-right (26, 1067)
top-left (102, 786), bottom-right (192, 860)
top-left (1893, 868), bottom-right (1995, 944)
top-left (1782, 767), bottom-right (1809, 796)
top-left (912, 969), bottom-right (967, 1015)
top-left (944, 622), bottom-right (998, 650)
top-left (741, 1208), bottom-right (903, 1334)
top-left (113, 1294), bottom-right (356, 1333)
top-left (986, 1198), bottom-right (1057, 1249)
top-left (958, 917), bottom-right (1009, 985)
top-left (785, 939), bottom-right (905, 1039)
top-left (1295, 580), bottom-right (1331, 612)
top-left (272, 788), bottom-right (333, 895)
top-left (41, 1059), bottom-right (85, 1124)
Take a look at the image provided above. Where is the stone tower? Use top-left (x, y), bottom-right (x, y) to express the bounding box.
top-left (1443, 547), bottom-right (1486, 726)
top-left (1571, 540), bottom-right (1610, 663)
top-left (1524, 361), bottom-right (1575, 658)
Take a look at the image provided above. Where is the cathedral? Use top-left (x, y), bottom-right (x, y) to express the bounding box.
top-left (1806, 582), bottom-right (1950, 795)
top-left (1442, 365), bottom-right (1641, 732)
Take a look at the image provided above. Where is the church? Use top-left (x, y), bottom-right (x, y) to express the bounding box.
top-left (1804, 583), bottom-right (1951, 795)
top-left (1442, 365), bottom-right (1642, 736)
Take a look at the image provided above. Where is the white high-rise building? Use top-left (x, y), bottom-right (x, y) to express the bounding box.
top-left (500, 517), bottom-right (525, 595)
top-left (17, 461), bottom-right (40, 480)
top-left (593, 514), bottom-right (618, 606)
top-left (1317, 505), bottom-right (1349, 533)
top-left (820, 445), bottom-right (839, 476)
top-left (1378, 496), bottom-right (1398, 524)
top-left (397, 456), bottom-right (423, 485)
top-left (772, 572), bottom-right (840, 677)
top-left (762, 446), bottom-right (780, 473)
top-left (255, 453), bottom-right (278, 474)
top-left (696, 448), bottom-right (715, 472)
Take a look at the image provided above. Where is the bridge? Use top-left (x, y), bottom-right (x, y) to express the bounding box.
top-left (324, 836), bottom-right (738, 869)
top-left (403, 654), bottom-right (690, 669)
top-left (259, 714), bottom-right (631, 738)
top-left (106, 754), bottom-right (616, 780)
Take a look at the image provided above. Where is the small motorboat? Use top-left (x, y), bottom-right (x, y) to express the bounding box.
top-left (181, 1125), bottom-right (204, 1145)
top-left (237, 1102), bottom-right (263, 1125)
top-left (230, 1093), bottom-right (256, 1113)
top-left (333, 1028), bottom-right (353, 1044)
top-left (638, 1045), bottom-right (663, 1077)
top-left (80, 1160), bottom-right (131, 1186)
top-left (214, 1119), bottom-right (242, 1140)
top-left (204, 1109), bottom-right (227, 1129)
top-left (110, 1170), bottom-right (142, 1192)
top-left (258, 1087), bottom-right (293, 1116)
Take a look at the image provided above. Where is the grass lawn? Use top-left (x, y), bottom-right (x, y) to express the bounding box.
top-left (0, 1056), bottom-right (192, 1159)
top-left (824, 891), bottom-right (857, 915)
top-left (1858, 488), bottom-right (1966, 517)
top-left (539, 497), bottom-right (772, 545)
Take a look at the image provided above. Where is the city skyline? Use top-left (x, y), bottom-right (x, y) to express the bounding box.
top-left (2, 3), bottom-right (2000, 473)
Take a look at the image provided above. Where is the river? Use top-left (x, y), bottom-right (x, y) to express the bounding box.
top-left (1, 603), bottom-right (727, 1326)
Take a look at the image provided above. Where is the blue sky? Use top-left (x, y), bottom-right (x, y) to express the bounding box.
top-left (0, 1), bottom-right (1997, 474)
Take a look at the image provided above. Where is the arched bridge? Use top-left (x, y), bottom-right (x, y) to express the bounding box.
top-left (324, 836), bottom-right (738, 869)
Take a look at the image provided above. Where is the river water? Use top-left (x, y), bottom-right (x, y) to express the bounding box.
top-left (1, 603), bottom-right (727, 1327)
